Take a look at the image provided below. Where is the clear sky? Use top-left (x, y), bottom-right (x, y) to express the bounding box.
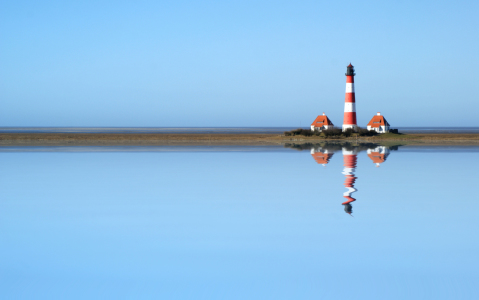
top-left (1, 0), bottom-right (478, 127)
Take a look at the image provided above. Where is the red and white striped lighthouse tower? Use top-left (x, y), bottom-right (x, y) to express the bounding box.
top-left (342, 63), bottom-right (358, 131)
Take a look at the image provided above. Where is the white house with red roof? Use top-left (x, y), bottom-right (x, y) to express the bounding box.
top-left (367, 112), bottom-right (390, 133)
top-left (311, 113), bottom-right (334, 132)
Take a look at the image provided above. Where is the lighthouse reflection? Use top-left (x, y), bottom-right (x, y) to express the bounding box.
top-left (287, 142), bottom-right (399, 215)
top-left (341, 147), bottom-right (358, 215)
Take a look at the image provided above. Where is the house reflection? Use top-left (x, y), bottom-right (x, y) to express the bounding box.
top-left (310, 146), bottom-right (334, 166)
top-left (367, 146), bottom-right (390, 167)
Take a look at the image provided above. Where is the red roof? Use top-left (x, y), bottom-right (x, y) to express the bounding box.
top-left (311, 152), bottom-right (334, 165)
top-left (311, 114), bottom-right (334, 127)
top-left (367, 115), bottom-right (390, 128)
top-left (367, 152), bottom-right (387, 164)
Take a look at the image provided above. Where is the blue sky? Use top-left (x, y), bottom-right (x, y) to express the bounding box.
top-left (1, 0), bottom-right (478, 127)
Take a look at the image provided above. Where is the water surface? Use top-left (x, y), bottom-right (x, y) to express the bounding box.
top-left (1, 143), bottom-right (478, 299)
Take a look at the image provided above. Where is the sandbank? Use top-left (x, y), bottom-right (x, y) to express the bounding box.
top-left (0, 132), bottom-right (478, 146)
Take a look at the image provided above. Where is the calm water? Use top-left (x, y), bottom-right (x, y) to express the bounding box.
top-left (1, 143), bottom-right (478, 299)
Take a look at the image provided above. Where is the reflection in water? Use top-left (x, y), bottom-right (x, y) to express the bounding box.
top-left (296, 142), bottom-right (401, 215)
top-left (310, 146), bottom-right (334, 166)
top-left (367, 146), bottom-right (390, 167)
top-left (342, 147), bottom-right (358, 215)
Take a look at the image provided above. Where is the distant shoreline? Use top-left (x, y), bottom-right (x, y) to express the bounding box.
top-left (1, 132), bottom-right (478, 146)
top-left (1, 127), bottom-right (479, 134)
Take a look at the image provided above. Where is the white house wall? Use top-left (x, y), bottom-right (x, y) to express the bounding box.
top-left (367, 125), bottom-right (390, 133)
top-left (311, 125), bottom-right (333, 132)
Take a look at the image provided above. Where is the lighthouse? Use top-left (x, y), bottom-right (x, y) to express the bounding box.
top-left (342, 63), bottom-right (358, 132)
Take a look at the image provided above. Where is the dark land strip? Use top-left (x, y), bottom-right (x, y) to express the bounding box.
top-left (0, 133), bottom-right (478, 146)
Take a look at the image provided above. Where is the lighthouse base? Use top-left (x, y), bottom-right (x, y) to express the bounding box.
top-left (342, 124), bottom-right (358, 132)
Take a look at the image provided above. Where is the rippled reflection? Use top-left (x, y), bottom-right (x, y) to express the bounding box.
top-left (367, 146), bottom-right (390, 167)
top-left (342, 147), bottom-right (358, 215)
top-left (310, 146), bottom-right (335, 166)
top-left (287, 142), bottom-right (400, 215)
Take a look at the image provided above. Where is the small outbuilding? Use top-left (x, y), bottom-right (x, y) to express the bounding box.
top-left (367, 112), bottom-right (390, 133)
top-left (311, 113), bottom-right (334, 132)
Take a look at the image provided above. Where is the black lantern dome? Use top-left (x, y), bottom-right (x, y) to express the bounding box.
top-left (345, 63), bottom-right (355, 76)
